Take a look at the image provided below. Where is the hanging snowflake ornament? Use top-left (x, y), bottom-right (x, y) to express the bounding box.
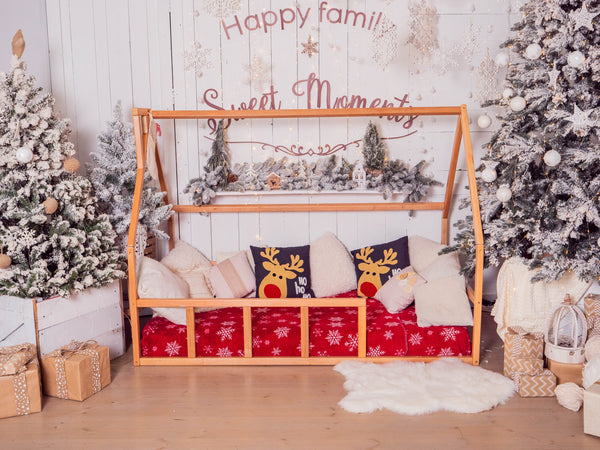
top-left (564, 104), bottom-right (596, 136)
top-left (569, 3), bottom-right (600, 31)
top-left (244, 55), bottom-right (271, 92)
top-left (406, 0), bottom-right (439, 65)
top-left (475, 49), bottom-right (499, 103)
top-left (371, 14), bottom-right (401, 68)
top-left (184, 42), bottom-right (214, 78)
top-left (301, 36), bottom-right (319, 58)
top-left (201, 0), bottom-right (242, 20)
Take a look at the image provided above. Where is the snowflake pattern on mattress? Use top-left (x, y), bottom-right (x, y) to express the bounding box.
top-left (141, 294), bottom-right (471, 358)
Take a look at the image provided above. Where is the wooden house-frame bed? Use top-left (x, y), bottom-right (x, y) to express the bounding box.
top-left (128, 106), bottom-right (484, 366)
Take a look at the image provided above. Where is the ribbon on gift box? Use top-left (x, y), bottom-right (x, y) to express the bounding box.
top-left (47, 340), bottom-right (102, 399)
top-left (0, 343), bottom-right (36, 415)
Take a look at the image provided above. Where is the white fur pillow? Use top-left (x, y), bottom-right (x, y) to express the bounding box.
top-left (374, 266), bottom-right (425, 313)
top-left (408, 235), bottom-right (460, 279)
top-left (136, 256), bottom-right (189, 325)
top-left (161, 241), bottom-right (214, 300)
top-left (413, 275), bottom-right (473, 327)
top-left (310, 232), bottom-right (357, 297)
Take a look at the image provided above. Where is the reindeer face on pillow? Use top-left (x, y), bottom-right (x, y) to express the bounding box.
top-left (351, 237), bottom-right (410, 298)
top-left (251, 245), bottom-right (314, 298)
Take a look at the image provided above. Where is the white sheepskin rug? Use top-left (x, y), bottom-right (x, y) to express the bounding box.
top-left (334, 358), bottom-right (515, 415)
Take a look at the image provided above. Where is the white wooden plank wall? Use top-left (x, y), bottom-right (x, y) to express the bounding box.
top-left (44, 0), bottom-right (521, 297)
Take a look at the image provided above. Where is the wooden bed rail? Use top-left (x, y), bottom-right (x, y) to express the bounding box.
top-left (128, 105), bottom-right (484, 367)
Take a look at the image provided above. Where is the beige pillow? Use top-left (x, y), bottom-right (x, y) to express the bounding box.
top-left (161, 241), bottom-right (215, 304)
top-left (310, 232), bottom-right (357, 297)
top-left (374, 266), bottom-right (425, 313)
top-left (136, 256), bottom-right (189, 325)
top-left (216, 249), bottom-right (255, 270)
top-left (209, 251), bottom-right (256, 298)
top-left (408, 235), bottom-right (460, 278)
top-left (413, 275), bottom-right (473, 327)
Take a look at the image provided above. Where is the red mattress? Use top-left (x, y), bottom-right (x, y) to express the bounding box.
top-left (140, 292), bottom-right (471, 358)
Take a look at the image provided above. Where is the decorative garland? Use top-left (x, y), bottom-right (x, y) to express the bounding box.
top-left (184, 155), bottom-right (440, 206)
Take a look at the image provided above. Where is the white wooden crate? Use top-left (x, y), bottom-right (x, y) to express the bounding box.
top-left (0, 281), bottom-right (125, 359)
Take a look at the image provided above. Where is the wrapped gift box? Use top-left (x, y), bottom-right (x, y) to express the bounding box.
top-left (585, 294), bottom-right (600, 317)
top-left (0, 344), bottom-right (42, 419)
top-left (514, 370), bottom-right (556, 397)
top-left (510, 357), bottom-right (543, 376)
top-left (547, 358), bottom-right (583, 386)
top-left (41, 341), bottom-right (111, 401)
top-left (503, 326), bottom-right (544, 376)
top-left (584, 383), bottom-right (600, 437)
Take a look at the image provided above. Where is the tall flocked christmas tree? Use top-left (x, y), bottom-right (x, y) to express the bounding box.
top-left (0, 31), bottom-right (124, 298)
top-left (452, 0), bottom-right (600, 283)
top-left (88, 101), bottom-right (172, 253)
top-left (362, 121), bottom-right (386, 171)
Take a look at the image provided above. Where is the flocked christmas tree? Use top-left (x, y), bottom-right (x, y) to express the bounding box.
top-left (206, 119), bottom-right (231, 188)
top-left (362, 121), bottom-right (386, 171)
top-left (88, 101), bottom-right (172, 254)
top-left (0, 31), bottom-right (124, 298)
top-left (452, 0), bottom-right (600, 282)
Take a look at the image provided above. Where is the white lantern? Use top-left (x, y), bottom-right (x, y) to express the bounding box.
top-left (481, 167), bottom-right (497, 183)
top-left (15, 146), bottom-right (33, 163)
top-left (543, 149), bottom-right (561, 167)
top-left (509, 96), bottom-right (526, 112)
top-left (567, 50), bottom-right (585, 68)
top-left (525, 43), bottom-right (542, 60)
top-left (502, 88), bottom-right (514, 99)
top-left (495, 52), bottom-right (509, 66)
top-left (545, 294), bottom-right (587, 364)
top-left (477, 114), bottom-right (492, 129)
top-left (496, 186), bottom-right (512, 202)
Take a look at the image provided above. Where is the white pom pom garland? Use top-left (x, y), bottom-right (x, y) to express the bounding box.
top-left (555, 382), bottom-right (584, 412)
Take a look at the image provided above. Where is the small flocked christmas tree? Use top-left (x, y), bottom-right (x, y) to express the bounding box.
top-left (88, 101), bottom-right (172, 254)
top-left (362, 121), bottom-right (386, 171)
top-left (0, 31), bottom-right (124, 298)
top-left (452, 0), bottom-right (600, 282)
top-left (206, 119), bottom-right (231, 188)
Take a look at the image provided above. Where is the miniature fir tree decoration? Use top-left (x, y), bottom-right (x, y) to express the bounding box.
top-left (452, 0), bottom-right (600, 282)
top-left (362, 121), bottom-right (386, 172)
top-left (206, 119), bottom-right (231, 188)
top-left (0, 31), bottom-right (124, 298)
top-left (88, 101), bottom-right (173, 253)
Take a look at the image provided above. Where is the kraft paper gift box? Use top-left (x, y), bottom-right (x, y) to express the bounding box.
top-left (41, 340), bottom-right (111, 402)
top-left (0, 343), bottom-right (42, 419)
top-left (547, 359), bottom-right (583, 386)
top-left (584, 294), bottom-right (600, 337)
top-left (509, 357), bottom-right (543, 377)
top-left (503, 326), bottom-right (544, 376)
top-left (513, 370), bottom-right (556, 398)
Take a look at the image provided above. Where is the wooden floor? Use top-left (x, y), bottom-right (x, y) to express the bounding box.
top-left (1, 311), bottom-right (599, 449)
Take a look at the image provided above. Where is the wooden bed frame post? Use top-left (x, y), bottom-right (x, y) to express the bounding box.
top-left (128, 106), bottom-right (483, 366)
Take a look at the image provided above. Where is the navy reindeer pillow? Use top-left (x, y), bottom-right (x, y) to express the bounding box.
top-left (251, 245), bottom-right (314, 298)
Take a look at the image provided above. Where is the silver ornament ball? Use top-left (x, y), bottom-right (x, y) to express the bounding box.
top-left (477, 114), bottom-right (492, 129)
top-left (543, 149), bottom-right (561, 167)
top-left (509, 96), bottom-right (526, 112)
top-left (496, 186), bottom-right (512, 202)
top-left (567, 50), bottom-right (585, 68)
top-left (481, 167), bottom-right (497, 183)
top-left (16, 146), bottom-right (33, 163)
top-left (525, 43), bottom-right (542, 60)
top-left (502, 88), bottom-right (514, 99)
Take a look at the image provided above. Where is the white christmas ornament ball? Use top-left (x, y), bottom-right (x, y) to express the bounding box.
top-left (509, 96), bottom-right (526, 112)
top-left (502, 88), bottom-right (514, 99)
top-left (567, 50), bottom-right (585, 68)
top-left (481, 167), bottom-right (497, 183)
top-left (525, 43), bottom-right (542, 60)
top-left (477, 114), bottom-right (492, 129)
top-left (495, 52), bottom-right (509, 66)
top-left (496, 186), bottom-right (512, 202)
top-left (543, 149), bottom-right (561, 167)
top-left (16, 146), bottom-right (33, 163)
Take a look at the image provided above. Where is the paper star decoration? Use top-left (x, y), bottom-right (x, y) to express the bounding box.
top-left (301, 36), bottom-right (319, 58)
top-left (569, 4), bottom-right (600, 31)
top-left (565, 104), bottom-right (596, 136)
top-left (548, 66), bottom-right (560, 90)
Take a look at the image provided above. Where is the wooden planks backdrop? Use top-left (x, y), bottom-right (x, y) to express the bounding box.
top-left (44, 1), bottom-right (519, 295)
